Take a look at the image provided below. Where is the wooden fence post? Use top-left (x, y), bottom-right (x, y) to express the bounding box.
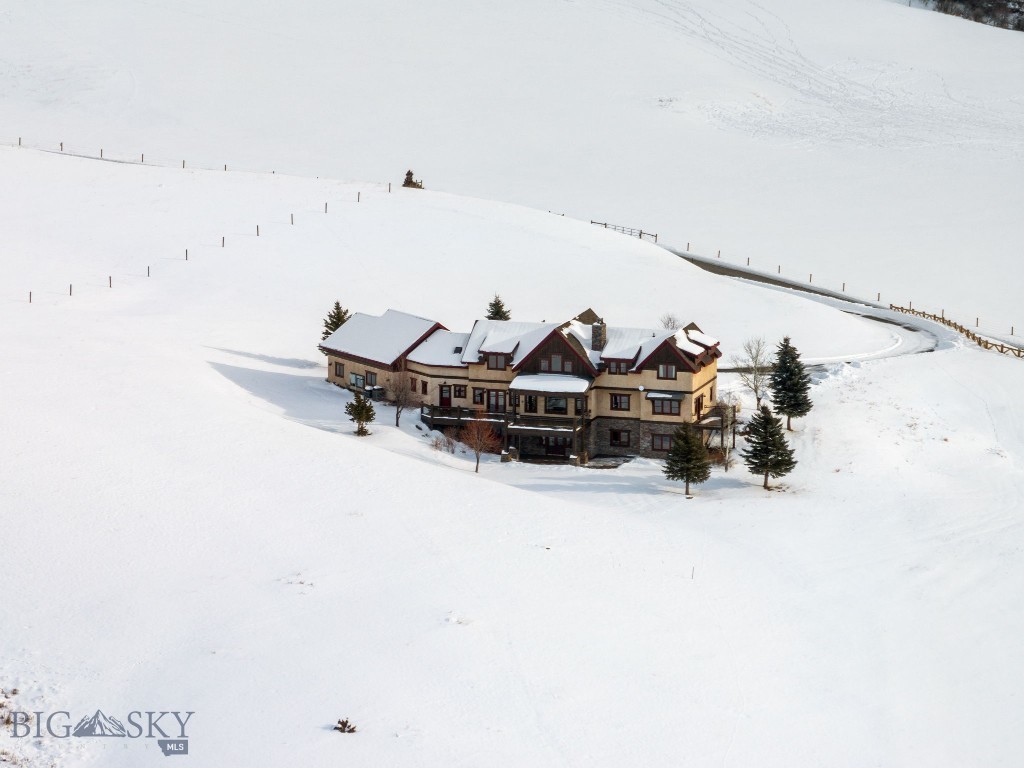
top-left (147, 266), bottom-right (150, 277)
top-left (182, 160), bottom-right (185, 168)
top-left (60, 142), bottom-right (63, 152)
top-left (357, 192), bottom-right (361, 203)
top-left (186, 249), bottom-right (188, 260)
top-left (29, 291), bottom-right (32, 303)
top-left (746, 257), bottom-right (750, 266)
top-left (100, 149), bottom-right (103, 159)
top-left (809, 273), bottom-right (813, 283)
top-left (291, 214), bottom-right (294, 225)
top-left (842, 282), bottom-right (846, 292)
top-left (222, 237), bottom-right (225, 247)
top-left (69, 284), bottom-right (72, 296)
top-left (256, 225), bottom-right (260, 237)
top-left (108, 276), bottom-right (111, 288)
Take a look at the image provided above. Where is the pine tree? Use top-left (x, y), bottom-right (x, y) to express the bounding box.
top-left (322, 301), bottom-right (351, 341)
top-left (741, 405), bottom-right (796, 490)
top-left (486, 294), bottom-right (511, 321)
top-left (345, 392), bottom-right (376, 436)
top-left (662, 425), bottom-right (712, 496)
top-left (768, 336), bottom-right (812, 430)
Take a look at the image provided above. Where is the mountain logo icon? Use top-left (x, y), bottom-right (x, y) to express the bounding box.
top-left (72, 710), bottom-right (128, 737)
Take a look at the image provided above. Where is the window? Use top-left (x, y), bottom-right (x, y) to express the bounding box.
top-left (607, 361), bottom-right (628, 375)
top-left (410, 377), bottom-right (417, 391)
top-left (652, 399), bottom-right (681, 415)
top-left (487, 354), bottom-right (506, 370)
top-left (545, 397), bottom-right (568, 415)
top-left (658, 363), bottom-right (677, 379)
top-left (652, 434), bottom-right (673, 451)
top-left (539, 354), bottom-right (573, 373)
top-left (610, 430), bottom-right (630, 447)
top-left (524, 395), bottom-right (538, 413)
top-left (610, 393), bottom-right (631, 411)
top-left (349, 373), bottom-right (364, 388)
top-left (454, 385), bottom-right (467, 399)
top-left (334, 362), bottom-right (344, 378)
top-left (421, 380), bottom-right (427, 395)
top-left (575, 397), bottom-right (584, 414)
top-left (366, 371), bottom-right (377, 386)
top-left (473, 388), bottom-right (485, 405)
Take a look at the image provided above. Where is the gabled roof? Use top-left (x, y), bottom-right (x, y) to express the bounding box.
top-left (320, 309), bottom-right (444, 367)
top-left (406, 330), bottom-right (472, 367)
top-left (461, 319), bottom-right (562, 365)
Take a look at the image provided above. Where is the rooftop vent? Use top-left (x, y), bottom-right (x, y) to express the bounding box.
top-left (454, 346), bottom-right (463, 354)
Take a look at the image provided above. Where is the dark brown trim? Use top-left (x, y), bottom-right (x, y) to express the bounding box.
top-left (512, 327), bottom-right (598, 375)
top-left (322, 350), bottom-right (397, 371)
top-left (634, 338), bottom-right (699, 374)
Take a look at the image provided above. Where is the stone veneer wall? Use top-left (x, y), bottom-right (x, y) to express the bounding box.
top-left (588, 416), bottom-right (676, 459)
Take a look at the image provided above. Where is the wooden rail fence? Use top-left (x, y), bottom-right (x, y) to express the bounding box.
top-left (890, 305), bottom-right (1024, 359)
top-left (591, 221), bottom-right (658, 243)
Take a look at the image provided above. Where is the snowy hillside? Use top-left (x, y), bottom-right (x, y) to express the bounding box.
top-left (1, 0), bottom-right (1021, 331)
top-left (2, 1), bottom-right (1023, 766)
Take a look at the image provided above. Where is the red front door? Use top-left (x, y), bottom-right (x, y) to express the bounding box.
top-left (439, 386), bottom-right (451, 407)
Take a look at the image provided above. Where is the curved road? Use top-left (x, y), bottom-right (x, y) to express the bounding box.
top-left (665, 247), bottom-right (947, 369)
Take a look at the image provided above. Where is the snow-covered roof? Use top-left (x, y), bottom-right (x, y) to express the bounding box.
top-left (461, 319), bottom-right (561, 365)
top-left (321, 309), bottom-right (441, 366)
top-left (565, 321), bottom-right (713, 368)
top-left (509, 374), bottom-right (592, 393)
top-left (673, 331), bottom-right (705, 357)
top-left (685, 329), bottom-right (719, 348)
top-left (406, 330), bottom-right (471, 367)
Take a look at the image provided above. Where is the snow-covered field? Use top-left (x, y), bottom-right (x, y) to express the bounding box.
top-left (2, 1), bottom-right (1023, 766)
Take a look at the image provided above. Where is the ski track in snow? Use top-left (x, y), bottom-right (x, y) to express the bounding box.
top-left (619, 0), bottom-right (1024, 150)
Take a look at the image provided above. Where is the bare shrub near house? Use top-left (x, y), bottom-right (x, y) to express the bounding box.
top-left (462, 414), bottom-right (502, 473)
top-left (386, 372), bottom-right (420, 426)
top-left (430, 430), bottom-right (456, 453)
top-left (732, 336), bottom-right (771, 409)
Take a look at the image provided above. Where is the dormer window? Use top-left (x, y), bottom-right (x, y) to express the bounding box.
top-left (657, 363), bottom-right (677, 379)
top-left (607, 361), bottom-right (629, 375)
top-left (487, 354), bottom-right (507, 370)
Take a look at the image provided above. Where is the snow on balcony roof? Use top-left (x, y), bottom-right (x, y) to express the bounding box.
top-left (321, 309), bottom-right (440, 366)
top-left (509, 374), bottom-right (592, 393)
top-left (461, 319), bottom-right (561, 364)
top-left (406, 330), bottom-right (472, 367)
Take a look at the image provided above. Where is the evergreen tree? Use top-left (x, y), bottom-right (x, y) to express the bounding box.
top-left (741, 405), bottom-right (797, 490)
top-left (662, 424), bottom-right (712, 496)
top-left (345, 392), bottom-right (376, 436)
top-left (321, 301), bottom-right (351, 341)
top-left (768, 336), bottom-right (812, 430)
top-left (486, 294), bottom-right (511, 321)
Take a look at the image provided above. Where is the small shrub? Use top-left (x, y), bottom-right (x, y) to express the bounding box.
top-left (334, 718), bottom-right (357, 733)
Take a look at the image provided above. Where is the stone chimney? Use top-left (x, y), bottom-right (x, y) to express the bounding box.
top-left (591, 319), bottom-right (607, 352)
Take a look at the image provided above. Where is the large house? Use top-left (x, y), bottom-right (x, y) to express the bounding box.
top-left (320, 308), bottom-right (722, 463)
